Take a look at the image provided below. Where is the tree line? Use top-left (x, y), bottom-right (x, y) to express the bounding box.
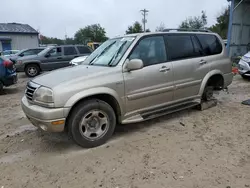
top-left (40, 6), bottom-right (229, 45)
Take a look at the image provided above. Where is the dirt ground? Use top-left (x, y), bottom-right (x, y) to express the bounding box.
top-left (0, 73), bottom-right (250, 188)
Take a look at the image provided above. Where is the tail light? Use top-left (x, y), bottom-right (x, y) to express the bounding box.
top-left (3, 60), bottom-right (13, 68)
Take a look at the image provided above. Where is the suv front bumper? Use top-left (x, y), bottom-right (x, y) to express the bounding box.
top-left (21, 97), bottom-right (67, 132)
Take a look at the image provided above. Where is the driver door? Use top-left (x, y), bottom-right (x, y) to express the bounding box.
top-left (41, 47), bottom-right (64, 71)
top-left (123, 35), bottom-right (174, 115)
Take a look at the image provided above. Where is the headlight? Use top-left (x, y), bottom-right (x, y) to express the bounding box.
top-left (33, 86), bottom-right (54, 106)
top-left (242, 56), bottom-right (250, 63)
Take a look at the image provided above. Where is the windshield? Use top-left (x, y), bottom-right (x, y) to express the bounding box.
top-left (83, 36), bottom-right (135, 67)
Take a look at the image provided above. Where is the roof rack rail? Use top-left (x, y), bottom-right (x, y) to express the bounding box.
top-left (163, 28), bottom-right (212, 33)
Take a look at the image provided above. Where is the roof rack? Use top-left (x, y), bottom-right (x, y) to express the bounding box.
top-left (163, 28), bottom-right (212, 33)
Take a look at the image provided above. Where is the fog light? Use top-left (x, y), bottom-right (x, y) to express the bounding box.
top-left (51, 120), bottom-right (65, 125)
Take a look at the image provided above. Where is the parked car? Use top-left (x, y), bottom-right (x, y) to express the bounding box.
top-left (21, 30), bottom-right (233, 148)
top-left (238, 51), bottom-right (250, 78)
top-left (15, 45), bottom-right (92, 77)
top-left (0, 56), bottom-right (17, 91)
top-left (9, 47), bottom-right (45, 64)
top-left (0, 50), bottom-right (19, 57)
top-left (69, 55), bottom-right (89, 66)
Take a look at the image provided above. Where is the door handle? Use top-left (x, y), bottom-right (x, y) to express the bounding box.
top-left (159, 66), bottom-right (170, 72)
top-left (199, 60), bottom-right (207, 65)
top-left (57, 57), bottom-right (62, 60)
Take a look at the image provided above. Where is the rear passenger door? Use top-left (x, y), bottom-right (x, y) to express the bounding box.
top-left (77, 46), bottom-right (92, 56)
top-left (62, 46), bottom-right (79, 67)
top-left (164, 34), bottom-right (210, 101)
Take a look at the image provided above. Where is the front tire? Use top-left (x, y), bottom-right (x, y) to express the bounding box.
top-left (68, 99), bottom-right (116, 148)
top-left (25, 64), bottom-right (40, 77)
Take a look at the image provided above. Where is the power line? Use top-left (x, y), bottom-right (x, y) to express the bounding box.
top-left (140, 9), bottom-right (149, 32)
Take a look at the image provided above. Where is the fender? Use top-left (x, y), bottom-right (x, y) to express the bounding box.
top-left (198, 69), bottom-right (224, 96)
top-left (64, 87), bottom-right (124, 115)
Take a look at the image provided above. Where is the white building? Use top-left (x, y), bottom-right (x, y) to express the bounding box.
top-left (0, 23), bottom-right (39, 52)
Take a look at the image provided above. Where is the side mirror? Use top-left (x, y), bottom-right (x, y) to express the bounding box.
top-left (126, 59), bottom-right (143, 71)
top-left (19, 54), bottom-right (24, 57)
top-left (45, 53), bottom-right (50, 58)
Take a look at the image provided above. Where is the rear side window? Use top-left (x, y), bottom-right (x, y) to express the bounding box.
top-left (196, 34), bottom-right (222, 55)
top-left (77, 46), bottom-right (92, 54)
top-left (166, 35), bottom-right (200, 61)
top-left (64, 47), bottom-right (77, 56)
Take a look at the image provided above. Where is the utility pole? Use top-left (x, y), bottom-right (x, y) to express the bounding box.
top-left (140, 9), bottom-right (149, 32)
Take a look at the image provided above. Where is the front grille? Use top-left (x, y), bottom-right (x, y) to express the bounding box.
top-left (25, 82), bottom-right (39, 101)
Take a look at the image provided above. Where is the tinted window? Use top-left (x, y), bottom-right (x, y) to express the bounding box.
top-left (191, 36), bottom-right (204, 57)
top-left (196, 34), bottom-right (222, 55)
top-left (64, 47), bottom-right (77, 56)
top-left (77, 46), bottom-right (91, 54)
top-left (166, 35), bottom-right (200, 61)
top-left (129, 36), bottom-right (167, 67)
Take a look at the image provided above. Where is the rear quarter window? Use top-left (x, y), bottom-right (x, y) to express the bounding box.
top-left (196, 34), bottom-right (223, 56)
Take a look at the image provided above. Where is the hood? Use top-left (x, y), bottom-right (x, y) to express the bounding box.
top-left (32, 65), bottom-right (114, 88)
top-left (244, 52), bottom-right (250, 58)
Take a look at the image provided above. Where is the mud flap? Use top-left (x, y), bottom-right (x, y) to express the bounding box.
top-left (197, 98), bottom-right (218, 111)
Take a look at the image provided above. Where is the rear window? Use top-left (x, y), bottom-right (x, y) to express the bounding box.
top-left (64, 46), bottom-right (77, 56)
top-left (77, 46), bottom-right (92, 54)
top-left (196, 34), bottom-right (222, 56)
top-left (166, 35), bottom-right (201, 61)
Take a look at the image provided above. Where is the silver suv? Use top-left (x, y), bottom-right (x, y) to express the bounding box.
top-left (21, 30), bottom-right (233, 148)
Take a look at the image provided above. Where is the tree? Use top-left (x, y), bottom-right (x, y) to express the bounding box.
top-left (209, 6), bottom-right (230, 39)
top-left (74, 24), bottom-right (108, 44)
top-left (126, 21), bottom-right (143, 34)
top-left (156, 23), bottom-right (166, 32)
top-left (40, 35), bottom-right (64, 45)
top-left (179, 11), bottom-right (207, 29)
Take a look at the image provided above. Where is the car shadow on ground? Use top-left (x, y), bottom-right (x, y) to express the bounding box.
top-left (33, 108), bottom-right (199, 153)
top-left (0, 87), bottom-right (20, 95)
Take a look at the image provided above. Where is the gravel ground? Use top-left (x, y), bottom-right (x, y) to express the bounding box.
top-left (0, 73), bottom-right (250, 188)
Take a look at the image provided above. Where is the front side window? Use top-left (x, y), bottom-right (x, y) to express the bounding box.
top-left (196, 34), bottom-right (222, 56)
top-left (129, 36), bottom-right (167, 67)
top-left (166, 35), bottom-right (197, 61)
top-left (64, 47), bottom-right (77, 56)
top-left (47, 47), bottom-right (62, 57)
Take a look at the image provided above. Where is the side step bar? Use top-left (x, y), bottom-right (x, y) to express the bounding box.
top-left (142, 102), bottom-right (199, 120)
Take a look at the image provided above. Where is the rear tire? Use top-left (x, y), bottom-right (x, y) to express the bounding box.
top-left (25, 64), bottom-right (40, 77)
top-left (202, 86), bottom-right (214, 101)
top-left (68, 99), bottom-right (116, 148)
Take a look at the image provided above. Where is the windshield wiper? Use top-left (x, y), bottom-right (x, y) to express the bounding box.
top-left (89, 41), bottom-right (116, 65)
top-left (107, 41), bottom-right (127, 66)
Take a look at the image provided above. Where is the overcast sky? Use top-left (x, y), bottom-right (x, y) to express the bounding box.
top-left (1, 0), bottom-right (229, 39)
